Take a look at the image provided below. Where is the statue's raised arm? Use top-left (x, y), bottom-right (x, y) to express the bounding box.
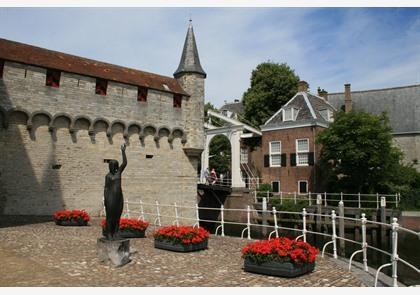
top-left (118, 143), bottom-right (127, 173)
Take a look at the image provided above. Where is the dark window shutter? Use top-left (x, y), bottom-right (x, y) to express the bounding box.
top-left (281, 153), bottom-right (287, 167)
top-left (264, 154), bottom-right (269, 167)
top-left (308, 152), bottom-right (315, 166)
top-left (0, 59), bottom-right (4, 78)
top-left (272, 181), bottom-right (279, 193)
top-left (290, 153), bottom-right (296, 166)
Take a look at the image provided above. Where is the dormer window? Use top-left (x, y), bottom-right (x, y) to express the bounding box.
top-left (283, 107), bottom-right (298, 121)
top-left (138, 86), bottom-right (148, 102)
top-left (46, 69), bottom-right (61, 88)
top-left (173, 94), bottom-right (182, 108)
top-left (320, 109), bottom-right (334, 122)
top-left (95, 78), bottom-right (107, 96)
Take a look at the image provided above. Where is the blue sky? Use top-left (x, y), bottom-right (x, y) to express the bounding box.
top-left (0, 7), bottom-right (419, 107)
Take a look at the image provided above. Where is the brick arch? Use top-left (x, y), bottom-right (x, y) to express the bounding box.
top-left (127, 122), bottom-right (142, 138)
top-left (139, 124), bottom-right (157, 140)
top-left (91, 117), bottom-right (111, 136)
top-left (157, 126), bottom-right (171, 142)
top-left (71, 115), bottom-right (92, 133)
top-left (7, 107), bottom-right (31, 128)
top-left (28, 110), bottom-right (53, 131)
top-left (109, 120), bottom-right (127, 138)
top-left (50, 112), bottom-right (73, 132)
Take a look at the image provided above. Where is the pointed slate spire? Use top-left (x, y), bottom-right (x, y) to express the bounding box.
top-left (174, 20), bottom-right (206, 78)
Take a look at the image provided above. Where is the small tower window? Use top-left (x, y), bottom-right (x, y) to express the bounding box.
top-left (95, 78), bottom-right (107, 96)
top-left (138, 86), bottom-right (148, 102)
top-left (173, 94), bottom-right (182, 108)
top-left (45, 69), bottom-right (61, 88)
top-left (0, 59), bottom-right (4, 78)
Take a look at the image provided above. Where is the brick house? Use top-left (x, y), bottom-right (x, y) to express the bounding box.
top-left (259, 81), bottom-right (336, 194)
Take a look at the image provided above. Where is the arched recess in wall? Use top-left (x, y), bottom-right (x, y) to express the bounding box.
top-left (140, 124), bottom-right (157, 141)
top-left (7, 107), bottom-right (30, 128)
top-left (171, 127), bottom-right (186, 145)
top-left (71, 115), bottom-right (92, 142)
top-left (50, 113), bottom-right (73, 142)
top-left (158, 126), bottom-right (171, 141)
top-left (127, 122), bottom-right (141, 141)
top-left (110, 120), bottom-right (126, 141)
top-left (91, 117), bottom-right (110, 138)
top-left (29, 110), bottom-right (53, 140)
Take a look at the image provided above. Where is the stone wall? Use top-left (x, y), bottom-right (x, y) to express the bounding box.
top-left (0, 61), bottom-right (203, 222)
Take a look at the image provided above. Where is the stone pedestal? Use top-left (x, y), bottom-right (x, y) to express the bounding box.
top-left (97, 237), bottom-right (131, 267)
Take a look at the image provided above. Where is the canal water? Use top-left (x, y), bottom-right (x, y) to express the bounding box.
top-left (205, 222), bottom-right (420, 286)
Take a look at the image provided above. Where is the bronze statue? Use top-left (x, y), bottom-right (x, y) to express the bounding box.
top-left (104, 143), bottom-right (127, 240)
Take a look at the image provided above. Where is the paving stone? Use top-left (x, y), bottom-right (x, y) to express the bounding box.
top-left (0, 217), bottom-right (365, 287)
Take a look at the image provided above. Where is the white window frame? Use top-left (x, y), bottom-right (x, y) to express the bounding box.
top-left (282, 107), bottom-right (298, 122)
top-left (298, 180), bottom-right (308, 194)
top-left (240, 147), bottom-right (248, 164)
top-left (320, 109), bottom-right (334, 122)
top-left (269, 141), bottom-right (282, 167)
top-left (271, 181), bottom-right (280, 193)
top-left (296, 138), bottom-right (309, 166)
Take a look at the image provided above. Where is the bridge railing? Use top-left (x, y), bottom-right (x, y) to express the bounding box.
top-left (254, 191), bottom-right (401, 209)
top-left (108, 198), bottom-right (420, 287)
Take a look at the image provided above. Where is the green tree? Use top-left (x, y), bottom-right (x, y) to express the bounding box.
top-left (204, 102), bottom-right (223, 127)
top-left (316, 111), bottom-right (404, 193)
top-left (209, 135), bottom-right (231, 176)
top-left (242, 62), bottom-right (300, 127)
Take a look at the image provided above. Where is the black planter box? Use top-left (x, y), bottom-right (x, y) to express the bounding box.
top-left (154, 239), bottom-right (208, 252)
top-left (55, 219), bottom-right (88, 226)
top-left (244, 258), bottom-right (315, 278)
top-left (102, 228), bottom-right (146, 239)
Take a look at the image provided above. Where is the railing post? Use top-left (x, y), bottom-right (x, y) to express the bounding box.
top-left (316, 194), bottom-right (322, 233)
top-left (273, 207), bottom-right (279, 238)
top-left (262, 197), bottom-right (268, 236)
top-left (280, 191), bottom-right (283, 205)
top-left (324, 192), bottom-right (327, 207)
top-left (308, 192), bottom-right (312, 206)
top-left (302, 208), bottom-right (307, 242)
top-left (358, 192), bottom-right (361, 209)
top-left (155, 200), bottom-right (161, 226)
top-left (195, 203), bottom-right (200, 228)
top-left (361, 213), bottom-right (368, 271)
top-left (174, 202), bottom-right (179, 226)
top-left (391, 218), bottom-right (399, 287)
top-left (340, 192), bottom-right (343, 203)
top-left (294, 191), bottom-right (297, 205)
top-left (139, 200), bottom-right (145, 220)
top-left (254, 190), bottom-right (257, 203)
top-left (247, 205), bottom-right (251, 240)
top-left (220, 205), bottom-right (225, 237)
top-left (395, 193), bottom-right (398, 208)
top-left (338, 201), bottom-right (345, 254)
top-left (331, 210), bottom-right (338, 259)
top-left (125, 198), bottom-right (130, 218)
top-left (266, 191), bottom-right (269, 203)
top-left (376, 193), bottom-right (379, 209)
top-left (380, 197), bottom-right (387, 246)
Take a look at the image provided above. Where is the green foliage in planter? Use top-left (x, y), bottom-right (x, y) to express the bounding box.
top-left (269, 198), bottom-right (308, 213)
top-left (257, 183), bottom-right (272, 200)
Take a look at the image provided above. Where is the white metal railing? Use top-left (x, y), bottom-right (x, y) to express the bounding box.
top-left (104, 197), bottom-right (420, 287)
top-left (254, 191), bottom-right (401, 209)
top-left (198, 176), bottom-right (261, 189)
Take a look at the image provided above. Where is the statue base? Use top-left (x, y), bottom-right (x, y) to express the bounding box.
top-left (97, 237), bottom-right (131, 267)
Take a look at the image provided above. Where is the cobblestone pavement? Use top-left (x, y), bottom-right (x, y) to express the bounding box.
top-left (0, 218), bottom-right (365, 287)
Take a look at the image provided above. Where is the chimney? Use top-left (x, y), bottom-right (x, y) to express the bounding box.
top-left (344, 83), bottom-right (352, 113)
top-left (298, 81), bottom-right (309, 92)
top-left (317, 87), bottom-right (328, 101)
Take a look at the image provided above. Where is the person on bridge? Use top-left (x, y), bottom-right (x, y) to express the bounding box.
top-left (203, 168), bottom-right (210, 184)
top-left (210, 168), bottom-right (218, 185)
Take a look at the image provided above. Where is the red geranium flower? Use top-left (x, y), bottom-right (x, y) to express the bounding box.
top-left (53, 209), bottom-right (90, 223)
top-left (242, 237), bottom-right (319, 265)
top-left (153, 225), bottom-right (210, 245)
top-left (101, 218), bottom-right (149, 231)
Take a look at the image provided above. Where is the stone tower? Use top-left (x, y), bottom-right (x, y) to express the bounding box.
top-left (174, 20), bottom-right (206, 156)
